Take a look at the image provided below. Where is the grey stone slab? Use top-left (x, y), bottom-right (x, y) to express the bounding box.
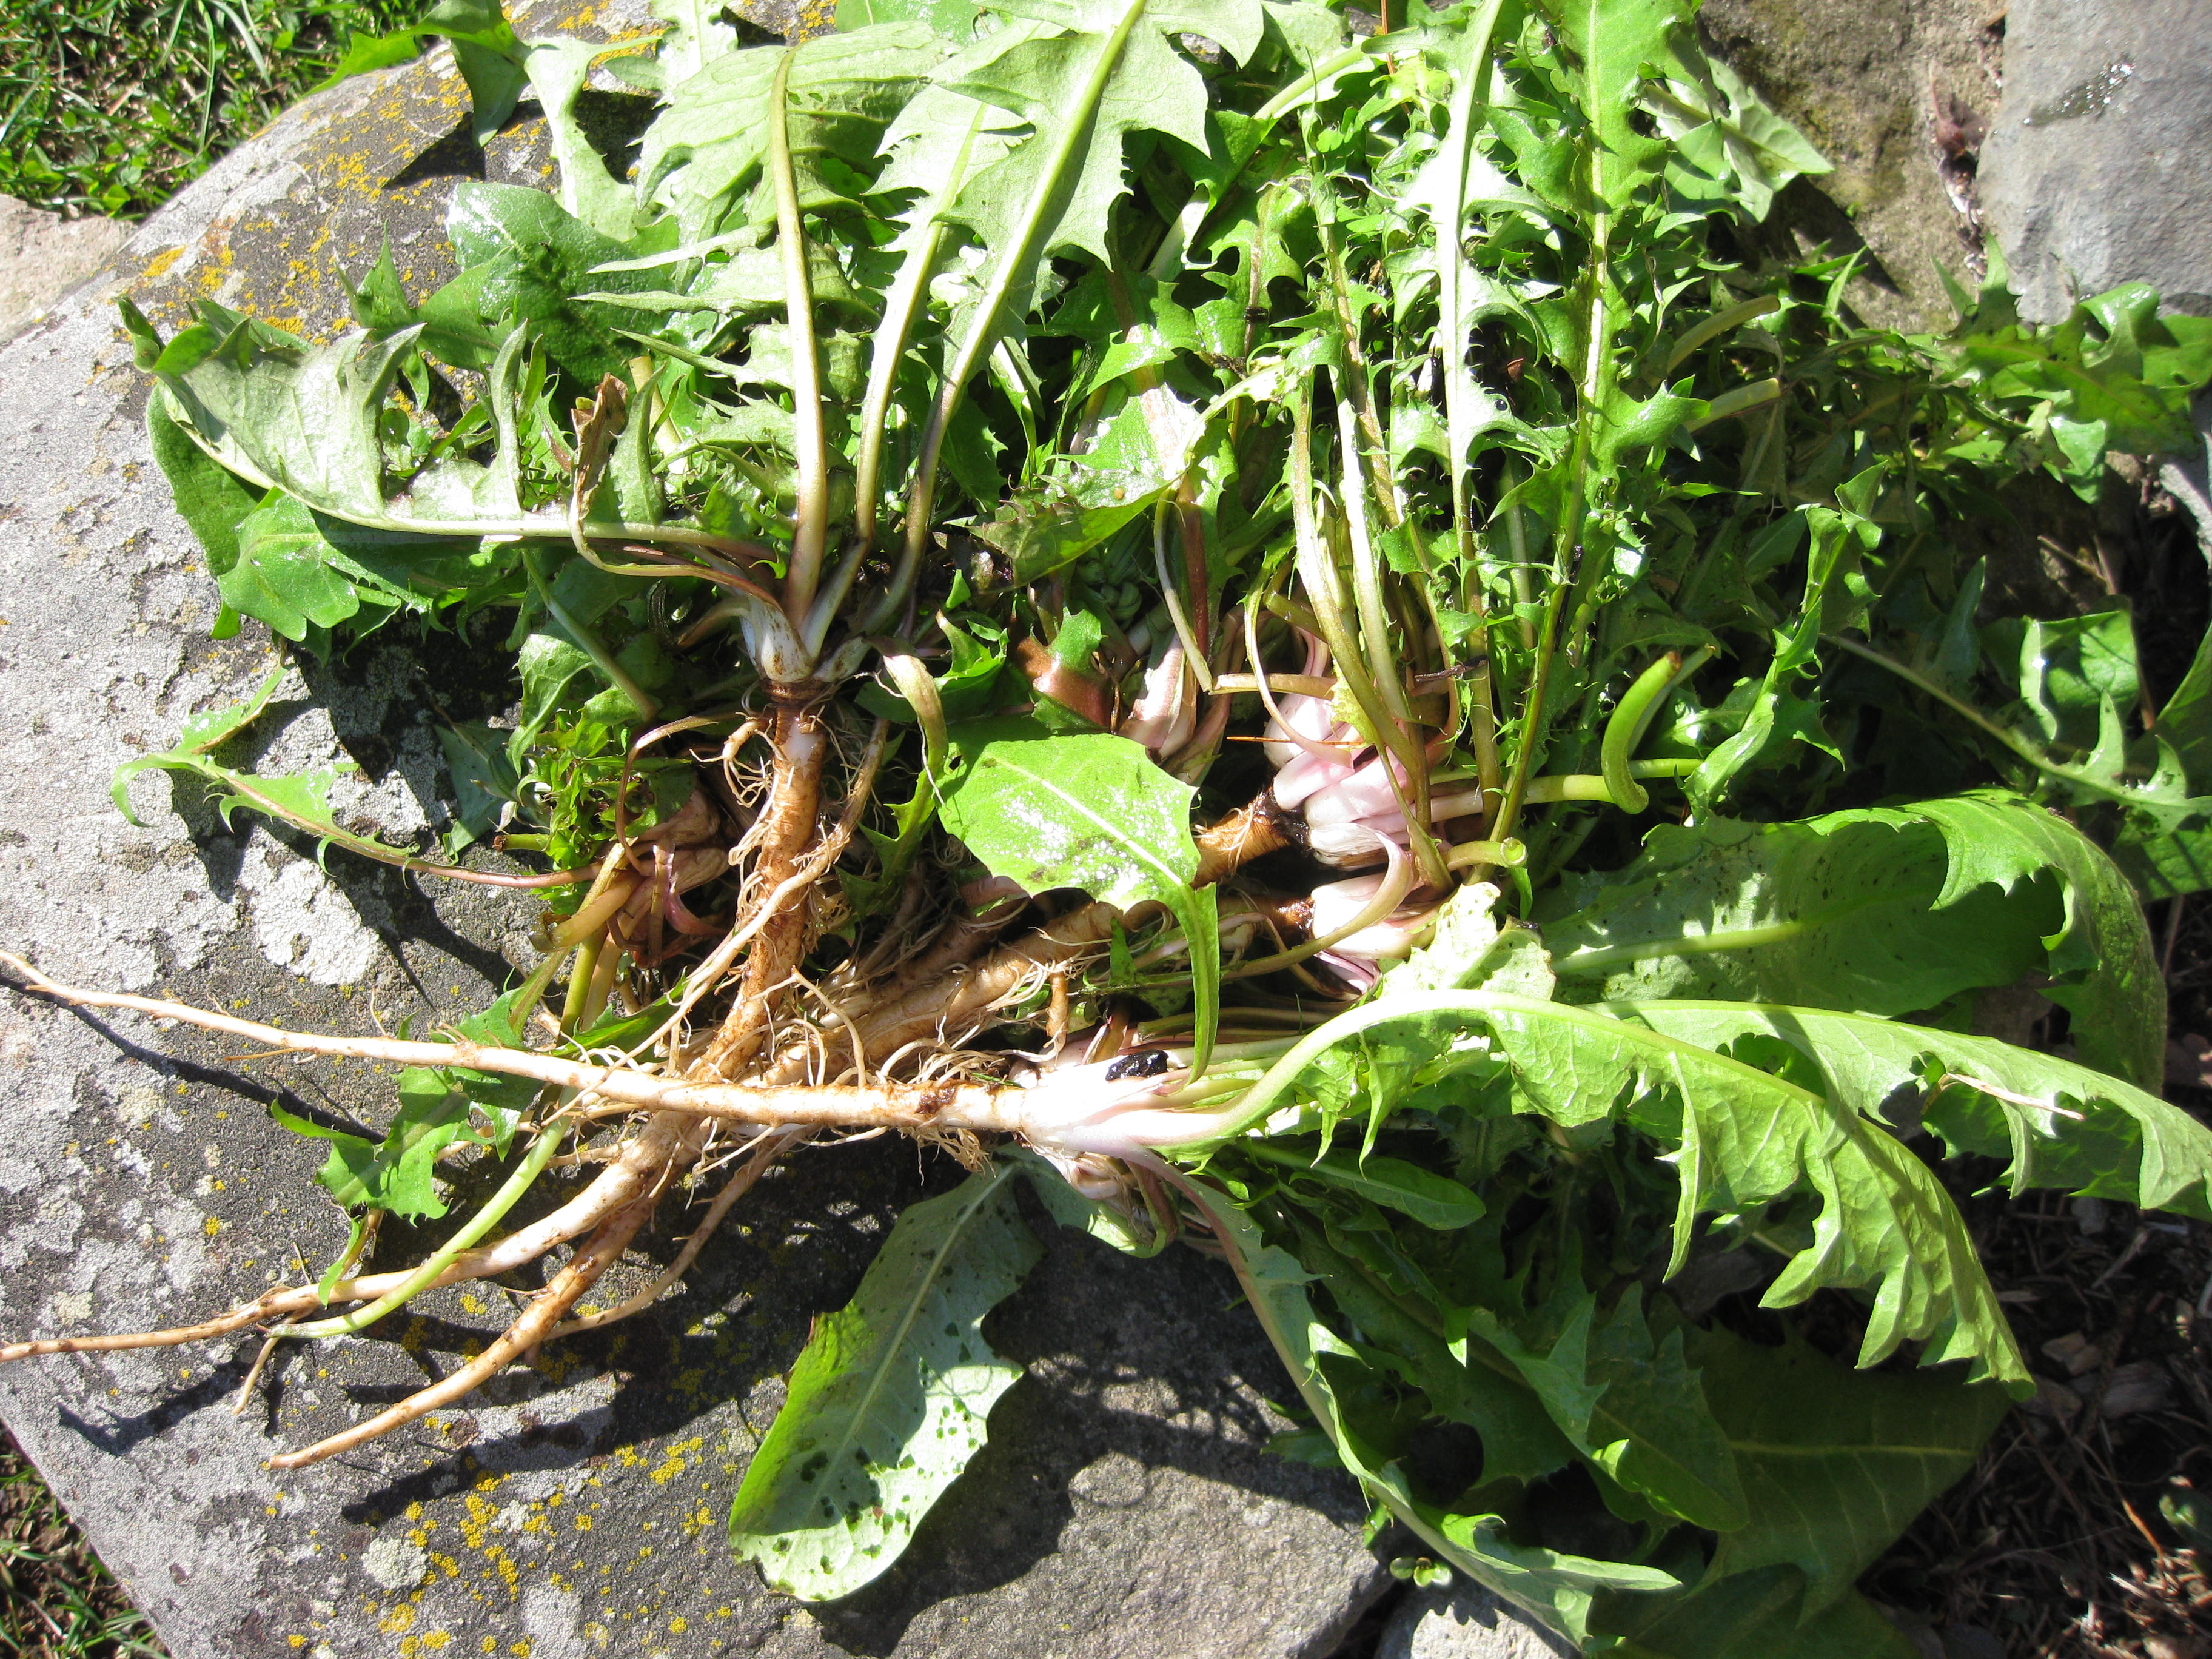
top-left (0, 14), bottom-right (1387, 1659)
top-left (0, 198), bottom-right (131, 349)
top-left (1377, 1583), bottom-right (1575, 1659)
top-left (1980, 0), bottom-right (2212, 323)
top-left (1700, 0), bottom-right (2004, 332)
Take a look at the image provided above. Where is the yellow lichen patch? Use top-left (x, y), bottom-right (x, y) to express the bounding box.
top-left (460, 1493), bottom-right (494, 1550)
top-left (484, 1544), bottom-right (521, 1598)
top-left (378, 1603), bottom-right (416, 1635)
top-left (648, 1436), bottom-right (702, 1484)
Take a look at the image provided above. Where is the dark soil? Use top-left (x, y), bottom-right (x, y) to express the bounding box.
top-left (1863, 478), bottom-right (2212, 1659)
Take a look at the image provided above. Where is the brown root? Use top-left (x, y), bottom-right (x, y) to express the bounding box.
top-left (699, 698), bottom-right (831, 1079)
top-left (545, 1127), bottom-right (806, 1338)
top-left (849, 899), bottom-right (1121, 1060)
top-left (1194, 792), bottom-right (1295, 884)
top-left (266, 1191), bottom-right (657, 1470)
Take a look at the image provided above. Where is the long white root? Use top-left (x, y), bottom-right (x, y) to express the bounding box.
top-left (1, 956), bottom-right (1023, 1134)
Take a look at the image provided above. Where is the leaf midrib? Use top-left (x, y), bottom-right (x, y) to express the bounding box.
top-left (1552, 883), bottom-right (1942, 977)
top-left (809, 1166), bottom-right (1014, 1501)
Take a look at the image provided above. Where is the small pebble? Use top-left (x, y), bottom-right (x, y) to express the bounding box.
top-left (2073, 1359), bottom-right (2173, 1419)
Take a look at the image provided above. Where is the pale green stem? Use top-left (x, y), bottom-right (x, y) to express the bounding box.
top-left (1153, 502), bottom-right (1214, 691)
top-left (1437, 0), bottom-right (1508, 570)
top-left (769, 46), bottom-right (828, 625)
top-left (852, 102), bottom-right (993, 559)
top-left (1598, 646), bottom-right (1712, 814)
top-left (285, 1113), bottom-right (571, 1339)
top-left (1660, 294), bottom-right (1781, 380)
top-left (1290, 390), bottom-right (1449, 887)
top-left (1687, 377), bottom-right (1785, 431)
top-left (523, 548), bottom-right (657, 720)
top-left (1514, 758), bottom-right (1700, 806)
top-left (883, 0), bottom-right (1151, 633)
top-left (1337, 395), bottom-right (1414, 729)
top-left (1225, 843), bottom-right (1418, 980)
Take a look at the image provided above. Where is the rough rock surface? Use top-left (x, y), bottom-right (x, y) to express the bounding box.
top-left (0, 7), bottom-right (1387, 1657)
top-left (1979, 0), bottom-right (2212, 322)
top-left (1376, 1583), bottom-right (1577, 1659)
top-left (0, 198), bottom-right (132, 347)
top-left (1700, 0), bottom-right (2003, 332)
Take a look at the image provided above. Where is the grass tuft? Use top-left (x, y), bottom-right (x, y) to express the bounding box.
top-left (0, 1429), bottom-right (165, 1658)
top-left (0, 0), bottom-right (425, 219)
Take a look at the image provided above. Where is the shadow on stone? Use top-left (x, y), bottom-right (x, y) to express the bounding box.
top-left (381, 113), bottom-right (494, 193)
top-left (59, 1373), bottom-right (250, 1460)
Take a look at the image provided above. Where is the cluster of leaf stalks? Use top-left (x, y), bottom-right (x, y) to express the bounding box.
top-left (8, 0), bottom-right (2212, 1651)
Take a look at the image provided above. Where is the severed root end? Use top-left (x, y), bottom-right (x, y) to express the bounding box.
top-left (1194, 793), bottom-right (1296, 885)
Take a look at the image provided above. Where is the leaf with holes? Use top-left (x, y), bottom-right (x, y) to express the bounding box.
top-left (729, 1167), bottom-right (1041, 1599)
